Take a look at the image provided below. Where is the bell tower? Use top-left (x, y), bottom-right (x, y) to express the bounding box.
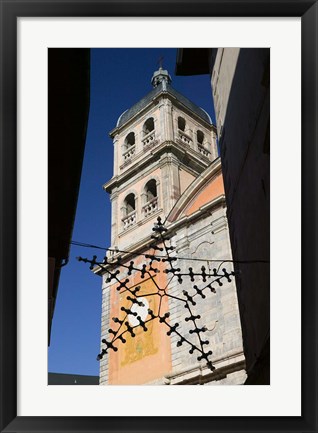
top-left (104, 67), bottom-right (218, 253)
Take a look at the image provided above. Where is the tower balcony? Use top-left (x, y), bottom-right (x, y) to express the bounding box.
top-left (197, 143), bottom-right (211, 159)
top-left (122, 145), bottom-right (136, 163)
top-left (142, 197), bottom-right (158, 218)
top-left (122, 210), bottom-right (136, 230)
top-left (176, 130), bottom-right (192, 146)
top-left (142, 131), bottom-right (158, 150)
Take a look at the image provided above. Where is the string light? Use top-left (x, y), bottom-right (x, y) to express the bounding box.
top-left (77, 217), bottom-right (247, 371)
top-left (72, 240), bottom-right (269, 265)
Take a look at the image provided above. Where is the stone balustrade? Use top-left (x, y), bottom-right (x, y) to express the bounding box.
top-left (197, 143), bottom-right (211, 158)
top-left (123, 145), bottom-right (136, 162)
top-left (177, 130), bottom-right (192, 146)
top-left (142, 197), bottom-right (158, 218)
top-left (122, 211), bottom-right (136, 230)
top-left (142, 131), bottom-right (157, 149)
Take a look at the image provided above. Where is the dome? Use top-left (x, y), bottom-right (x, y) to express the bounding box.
top-left (116, 109), bottom-right (128, 127)
top-left (115, 68), bottom-right (212, 129)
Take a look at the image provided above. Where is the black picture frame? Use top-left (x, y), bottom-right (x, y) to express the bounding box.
top-left (0, 1), bottom-right (317, 432)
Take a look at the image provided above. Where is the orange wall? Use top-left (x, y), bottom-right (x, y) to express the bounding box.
top-left (108, 256), bottom-right (172, 384)
top-left (184, 173), bottom-right (224, 216)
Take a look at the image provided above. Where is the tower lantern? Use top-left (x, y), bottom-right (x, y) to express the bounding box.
top-left (151, 67), bottom-right (172, 88)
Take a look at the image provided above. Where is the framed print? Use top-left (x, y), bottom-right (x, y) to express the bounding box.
top-left (0, 1), bottom-right (317, 433)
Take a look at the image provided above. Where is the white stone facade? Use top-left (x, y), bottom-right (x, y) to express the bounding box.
top-left (166, 206), bottom-right (245, 384)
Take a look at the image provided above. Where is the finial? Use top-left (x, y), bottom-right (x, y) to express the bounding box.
top-left (157, 55), bottom-right (164, 69)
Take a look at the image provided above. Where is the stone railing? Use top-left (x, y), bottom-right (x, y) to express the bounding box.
top-left (197, 143), bottom-right (211, 158)
top-left (142, 197), bottom-right (158, 218)
top-left (177, 130), bottom-right (192, 146)
top-left (122, 211), bottom-right (136, 230)
top-left (142, 131), bottom-right (157, 149)
top-left (122, 145), bottom-right (136, 162)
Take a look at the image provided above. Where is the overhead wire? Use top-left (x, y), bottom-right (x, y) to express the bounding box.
top-left (71, 240), bottom-right (269, 264)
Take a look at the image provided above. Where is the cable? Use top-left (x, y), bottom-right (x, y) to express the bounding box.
top-left (71, 240), bottom-right (269, 264)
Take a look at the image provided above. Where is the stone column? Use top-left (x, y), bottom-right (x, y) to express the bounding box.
top-left (113, 134), bottom-right (119, 176)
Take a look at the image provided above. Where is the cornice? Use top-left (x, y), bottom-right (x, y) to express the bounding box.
top-left (103, 140), bottom-right (210, 193)
top-left (164, 350), bottom-right (246, 385)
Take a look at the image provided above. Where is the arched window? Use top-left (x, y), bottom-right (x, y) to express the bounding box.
top-left (197, 130), bottom-right (204, 145)
top-left (143, 118), bottom-right (155, 136)
top-left (124, 193), bottom-right (135, 215)
top-left (178, 116), bottom-right (186, 131)
top-left (143, 179), bottom-right (158, 218)
top-left (122, 193), bottom-right (137, 229)
top-left (145, 179), bottom-right (157, 202)
top-left (124, 132), bottom-right (135, 150)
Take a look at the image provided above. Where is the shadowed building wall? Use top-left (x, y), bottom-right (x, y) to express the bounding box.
top-left (176, 48), bottom-right (270, 385)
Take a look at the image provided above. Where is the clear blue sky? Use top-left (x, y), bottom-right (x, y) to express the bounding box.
top-left (48, 48), bottom-right (216, 376)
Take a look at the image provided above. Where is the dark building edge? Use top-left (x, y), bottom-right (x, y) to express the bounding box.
top-left (48, 49), bottom-right (90, 344)
top-left (48, 372), bottom-right (99, 385)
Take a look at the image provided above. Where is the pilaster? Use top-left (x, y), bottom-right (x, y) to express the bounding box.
top-left (159, 152), bottom-right (181, 216)
top-left (113, 134), bottom-right (119, 176)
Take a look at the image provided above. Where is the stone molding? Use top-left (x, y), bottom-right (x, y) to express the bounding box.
top-left (164, 350), bottom-right (246, 385)
top-left (103, 140), bottom-right (210, 194)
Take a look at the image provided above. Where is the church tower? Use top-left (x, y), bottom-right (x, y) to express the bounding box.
top-left (98, 68), bottom-right (245, 385)
top-left (104, 67), bottom-right (217, 252)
